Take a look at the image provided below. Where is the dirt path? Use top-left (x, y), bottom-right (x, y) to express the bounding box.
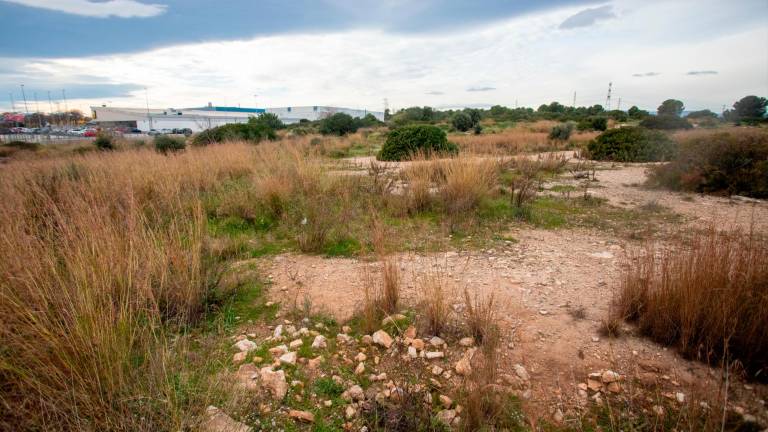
top-left (258, 162), bottom-right (767, 420)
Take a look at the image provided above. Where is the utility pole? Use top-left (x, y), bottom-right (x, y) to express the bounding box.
top-left (62, 89), bottom-right (69, 128)
top-left (20, 84), bottom-right (29, 115)
top-left (617, 97), bottom-right (622, 111)
top-left (33, 92), bottom-right (41, 127)
top-left (572, 91), bottom-right (577, 108)
top-left (145, 87), bottom-right (152, 130)
top-left (605, 82), bottom-right (612, 111)
top-left (9, 93), bottom-right (16, 112)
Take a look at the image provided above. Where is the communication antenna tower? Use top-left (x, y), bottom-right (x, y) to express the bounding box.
top-left (605, 82), bottom-right (612, 111)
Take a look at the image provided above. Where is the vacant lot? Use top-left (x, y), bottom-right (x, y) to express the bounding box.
top-left (1, 125), bottom-right (766, 431)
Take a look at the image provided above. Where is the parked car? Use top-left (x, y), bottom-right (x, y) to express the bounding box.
top-left (83, 129), bottom-right (98, 137)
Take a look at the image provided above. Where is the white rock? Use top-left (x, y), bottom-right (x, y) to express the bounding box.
top-left (429, 336), bottom-right (446, 347)
top-left (514, 364), bottom-right (530, 381)
top-left (355, 352), bottom-right (367, 362)
top-left (675, 392), bottom-right (685, 403)
top-left (439, 395), bottom-right (453, 408)
top-left (459, 337), bottom-right (475, 347)
top-left (279, 351), bottom-right (297, 365)
top-left (426, 351), bottom-right (445, 359)
top-left (372, 330), bottom-right (394, 348)
top-left (200, 406), bottom-right (252, 432)
top-left (311, 335), bottom-right (327, 349)
top-left (232, 352), bottom-right (247, 364)
top-left (259, 367), bottom-right (288, 400)
top-left (233, 339), bottom-right (257, 352)
top-left (601, 370), bottom-right (620, 383)
top-left (273, 325), bottom-right (283, 338)
top-left (343, 385), bottom-right (365, 401)
top-left (289, 339), bottom-right (303, 349)
top-left (355, 362), bottom-right (365, 375)
top-left (432, 365), bottom-right (444, 375)
top-left (408, 346), bottom-right (418, 358)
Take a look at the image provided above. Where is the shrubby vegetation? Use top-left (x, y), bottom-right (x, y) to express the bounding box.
top-left (94, 134), bottom-right (114, 150)
top-left (724, 95), bottom-right (768, 124)
top-left (548, 122), bottom-right (573, 141)
top-left (192, 113), bottom-right (281, 145)
top-left (640, 115), bottom-right (692, 130)
top-left (154, 135), bottom-right (187, 154)
top-left (649, 130), bottom-right (768, 198)
top-left (319, 112), bottom-right (357, 136)
top-left (378, 125), bottom-right (457, 161)
top-left (451, 112), bottom-right (474, 132)
top-left (587, 127), bottom-right (676, 162)
top-left (577, 117), bottom-right (607, 131)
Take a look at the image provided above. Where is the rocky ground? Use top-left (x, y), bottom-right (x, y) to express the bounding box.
top-left (201, 161), bottom-right (767, 431)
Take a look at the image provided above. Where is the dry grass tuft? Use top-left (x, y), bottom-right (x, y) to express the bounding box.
top-left (418, 269), bottom-right (451, 336)
top-left (463, 289), bottom-right (499, 344)
top-left (615, 226), bottom-right (768, 380)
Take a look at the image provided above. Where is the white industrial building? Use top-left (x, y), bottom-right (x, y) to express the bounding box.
top-left (91, 104), bottom-right (384, 132)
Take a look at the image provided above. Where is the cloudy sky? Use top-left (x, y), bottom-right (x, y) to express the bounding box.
top-left (0, 0), bottom-right (766, 114)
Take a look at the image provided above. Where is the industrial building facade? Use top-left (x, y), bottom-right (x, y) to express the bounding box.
top-left (91, 104), bottom-right (384, 132)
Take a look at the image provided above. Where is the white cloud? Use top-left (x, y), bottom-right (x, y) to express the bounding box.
top-left (3, 0), bottom-right (766, 113)
top-left (3, 0), bottom-right (166, 18)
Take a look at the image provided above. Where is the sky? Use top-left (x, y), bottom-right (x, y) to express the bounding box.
top-left (0, 0), bottom-right (766, 114)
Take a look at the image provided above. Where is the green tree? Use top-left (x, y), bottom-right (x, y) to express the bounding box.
top-left (686, 109), bottom-right (718, 119)
top-left (252, 112), bottom-right (285, 130)
top-left (319, 112), bottom-right (357, 136)
top-left (657, 99), bottom-right (685, 117)
top-left (733, 95), bottom-right (767, 123)
top-left (451, 112), bottom-right (474, 132)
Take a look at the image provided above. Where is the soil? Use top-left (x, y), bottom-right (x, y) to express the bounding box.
top-left (259, 161), bottom-right (768, 422)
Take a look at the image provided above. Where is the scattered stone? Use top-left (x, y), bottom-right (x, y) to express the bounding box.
top-left (426, 351), bottom-right (445, 360)
top-left (372, 330), bottom-right (394, 348)
top-left (652, 405), bottom-right (664, 416)
top-left (259, 367), bottom-right (288, 400)
top-left (455, 357), bottom-right (471, 376)
top-left (459, 337), bottom-right (475, 347)
top-left (279, 351), bottom-right (297, 365)
top-left (342, 325), bottom-right (352, 334)
top-left (411, 338), bottom-right (425, 350)
top-left (235, 364), bottom-right (260, 390)
top-left (606, 382), bottom-right (621, 393)
top-left (361, 335), bottom-right (373, 345)
top-left (336, 333), bottom-right (353, 344)
top-left (601, 370), bottom-right (620, 383)
top-left (553, 408), bottom-right (564, 423)
top-left (289, 339), bottom-right (303, 349)
top-left (343, 385), bottom-right (365, 402)
top-left (288, 410), bottom-right (314, 423)
top-left (307, 356), bottom-right (323, 370)
top-left (590, 251), bottom-right (614, 259)
top-left (273, 325), bottom-right (283, 338)
top-left (345, 405), bottom-right (356, 419)
top-left (269, 344), bottom-right (288, 356)
top-left (429, 336), bottom-right (446, 347)
top-left (311, 335), bottom-right (327, 349)
top-left (587, 379), bottom-right (602, 392)
top-left (432, 365), bottom-right (444, 375)
top-left (324, 400), bottom-right (333, 407)
top-left (675, 392), bottom-right (685, 403)
top-left (355, 362), bottom-right (365, 375)
top-left (233, 339), bottom-right (257, 353)
top-left (514, 364), bottom-right (530, 381)
top-left (251, 356), bottom-right (263, 364)
top-left (439, 395), bottom-right (453, 408)
top-left (232, 352), bottom-right (247, 364)
top-left (355, 352), bottom-right (367, 362)
top-left (200, 406), bottom-right (252, 432)
top-left (591, 336), bottom-right (600, 342)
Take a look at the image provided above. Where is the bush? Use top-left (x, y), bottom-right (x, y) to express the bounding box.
top-left (253, 112), bottom-right (285, 130)
top-left (192, 117), bottom-right (277, 145)
top-left (587, 127), bottom-right (676, 162)
top-left (640, 115), bottom-right (692, 130)
top-left (94, 134), bottom-right (114, 150)
top-left (548, 122), bottom-right (573, 141)
top-left (319, 112), bottom-right (357, 136)
top-left (377, 125), bottom-right (457, 161)
top-left (648, 131), bottom-right (768, 198)
top-left (577, 117), bottom-right (607, 131)
top-left (154, 135), bottom-right (186, 153)
top-left (452, 112), bottom-right (474, 132)
top-left (615, 228), bottom-right (767, 381)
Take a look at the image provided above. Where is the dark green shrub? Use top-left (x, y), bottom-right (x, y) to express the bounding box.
top-left (94, 134), bottom-right (114, 151)
top-left (452, 112), bottom-right (473, 132)
top-left (377, 125), bottom-right (457, 161)
top-left (640, 115), bottom-right (692, 130)
top-left (577, 117), bottom-right (607, 131)
top-left (154, 135), bottom-right (186, 154)
top-left (648, 131), bottom-right (768, 198)
top-left (355, 113), bottom-right (383, 129)
top-left (548, 122), bottom-right (573, 141)
top-left (473, 124), bottom-right (483, 135)
top-left (319, 113), bottom-right (357, 136)
top-left (587, 127), bottom-right (676, 162)
top-left (192, 117), bottom-right (277, 145)
top-left (252, 112), bottom-right (285, 130)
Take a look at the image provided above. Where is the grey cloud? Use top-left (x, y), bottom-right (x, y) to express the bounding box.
top-left (559, 5), bottom-right (616, 29)
top-left (686, 70), bottom-right (718, 75)
top-left (632, 72), bottom-right (660, 77)
top-left (466, 86), bottom-right (496, 92)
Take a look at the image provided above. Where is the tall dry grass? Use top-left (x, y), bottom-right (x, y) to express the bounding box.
top-left (0, 145), bottom-right (254, 430)
top-left (615, 227), bottom-right (768, 380)
top-left (452, 122), bottom-right (598, 155)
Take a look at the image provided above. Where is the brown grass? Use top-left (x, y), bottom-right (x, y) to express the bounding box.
top-left (0, 145), bottom-right (255, 430)
top-left (615, 226), bottom-right (768, 380)
top-left (463, 289), bottom-right (499, 344)
top-left (452, 122), bottom-right (598, 155)
top-left (418, 269), bottom-right (451, 336)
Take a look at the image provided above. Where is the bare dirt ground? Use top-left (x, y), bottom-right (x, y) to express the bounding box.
top-left (261, 162), bottom-right (767, 422)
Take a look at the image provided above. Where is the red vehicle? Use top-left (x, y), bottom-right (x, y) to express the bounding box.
top-left (83, 129), bottom-right (98, 137)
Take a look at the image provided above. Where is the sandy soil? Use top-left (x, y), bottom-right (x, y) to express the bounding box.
top-left (258, 162), bottom-right (767, 419)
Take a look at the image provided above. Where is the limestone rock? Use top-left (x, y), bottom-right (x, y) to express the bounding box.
top-left (411, 338), bottom-right (425, 350)
top-left (288, 410), bottom-right (314, 423)
top-left (259, 367), bottom-right (288, 400)
top-left (372, 330), bottom-right (394, 348)
top-left (355, 352), bottom-right (367, 362)
top-left (311, 335), bottom-right (327, 349)
top-left (233, 339), bottom-right (257, 353)
top-left (426, 351), bottom-right (445, 360)
top-left (436, 409), bottom-right (457, 426)
top-left (404, 326), bottom-right (417, 339)
top-left (355, 362), bottom-right (365, 375)
top-left (235, 364), bottom-right (260, 390)
top-left (200, 406), bottom-right (252, 432)
top-left (514, 364), bottom-right (530, 381)
top-left (307, 356), bottom-right (323, 370)
top-left (459, 337), bottom-right (475, 347)
top-left (279, 351), bottom-right (297, 365)
top-left (273, 325), bottom-right (283, 338)
top-left (289, 339), bottom-right (303, 349)
top-left (439, 395), bottom-right (453, 409)
top-left (429, 336), bottom-right (446, 347)
top-left (343, 385), bottom-right (365, 402)
top-left (382, 314), bottom-right (407, 326)
top-left (601, 370), bottom-right (619, 383)
top-left (232, 352), bottom-right (247, 365)
top-left (455, 357), bottom-right (472, 376)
